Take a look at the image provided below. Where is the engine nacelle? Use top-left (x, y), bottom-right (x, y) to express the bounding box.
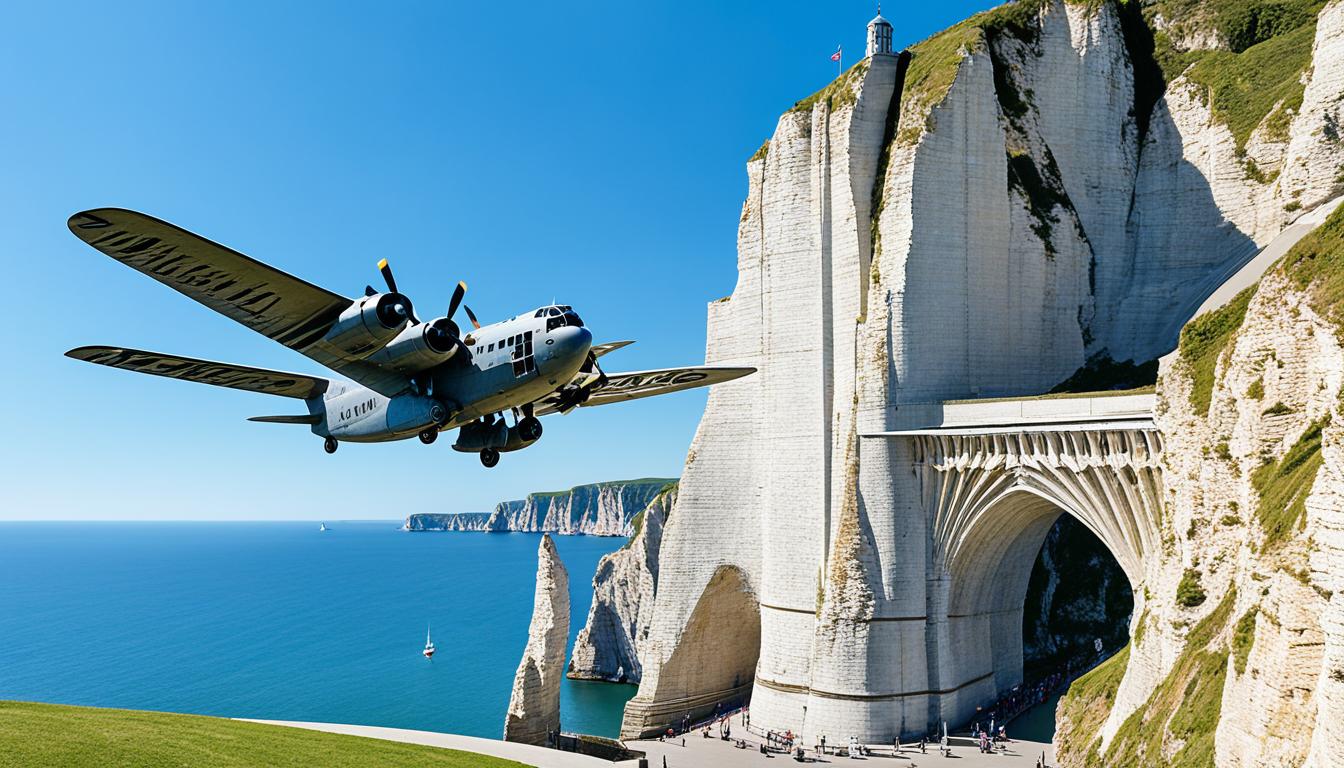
top-left (365, 317), bottom-right (460, 373)
top-left (320, 292), bottom-right (413, 359)
top-left (452, 420), bottom-right (538, 453)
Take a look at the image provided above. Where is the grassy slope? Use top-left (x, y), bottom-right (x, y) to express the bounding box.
top-left (1178, 284), bottom-right (1255, 415)
top-left (1252, 414), bottom-right (1330, 547)
top-left (1054, 644), bottom-right (1131, 766)
top-left (1098, 589), bottom-right (1237, 768)
top-left (0, 701), bottom-right (526, 768)
top-left (1142, 0), bottom-right (1323, 162)
top-left (1278, 200), bottom-right (1344, 336)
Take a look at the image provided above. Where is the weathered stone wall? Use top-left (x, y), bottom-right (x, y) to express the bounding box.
top-left (503, 534), bottom-right (569, 746)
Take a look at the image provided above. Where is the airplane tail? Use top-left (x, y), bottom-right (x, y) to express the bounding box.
top-left (65, 346), bottom-right (330, 399)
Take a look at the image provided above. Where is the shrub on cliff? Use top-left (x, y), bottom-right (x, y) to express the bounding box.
top-left (1177, 568), bottom-right (1207, 607)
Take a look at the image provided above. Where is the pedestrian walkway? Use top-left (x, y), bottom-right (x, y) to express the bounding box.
top-left (620, 712), bottom-right (1055, 768)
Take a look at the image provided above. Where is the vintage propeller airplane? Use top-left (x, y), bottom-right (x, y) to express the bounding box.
top-left (64, 209), bottom-right (753, 467)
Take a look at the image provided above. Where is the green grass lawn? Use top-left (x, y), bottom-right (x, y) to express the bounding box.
top-left (0, 701), bottom-right (528, 768)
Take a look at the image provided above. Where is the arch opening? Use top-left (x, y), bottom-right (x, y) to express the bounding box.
top-left (942, 489), bottom-right (1133, 731)
top-left (621, 564), bottom-right (761, 737)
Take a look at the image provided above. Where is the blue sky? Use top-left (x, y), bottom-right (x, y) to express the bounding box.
top-left (0, 1), bottom-right (998, 520)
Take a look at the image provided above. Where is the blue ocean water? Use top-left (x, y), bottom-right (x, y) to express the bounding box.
top-left (0, 522), bottom-right (636, 738)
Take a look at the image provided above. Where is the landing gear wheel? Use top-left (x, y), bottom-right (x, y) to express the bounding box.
top-left (518, 416), bottom-right (543, 442)
top-left (323, 437), bottom-right (338, 454)
top-left (418, 428), bottom-right (438, 445)
top-left (480, 448), bottom-right (500, 468)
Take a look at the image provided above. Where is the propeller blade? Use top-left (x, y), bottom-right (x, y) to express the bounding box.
top-left (365, 285), bottom-right (378, 297)
top-left (446, 281), bottom-right (467, 321)
top-left (377, 258), bottom-right (398, 293)
top-left (463, 304), bottom-right (481, 330)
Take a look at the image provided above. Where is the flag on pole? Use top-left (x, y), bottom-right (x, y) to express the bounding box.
top-left (830, 46), bottom-right (842, 62)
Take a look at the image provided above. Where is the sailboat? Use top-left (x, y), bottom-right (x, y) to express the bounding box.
top-left (422, 625), bottom-right (435, 659)
top-left (319, 522), bottom-right (328, 532)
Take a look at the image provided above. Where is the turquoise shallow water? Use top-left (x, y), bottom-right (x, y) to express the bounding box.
top-left (0, 522), bottom-right (636, 738)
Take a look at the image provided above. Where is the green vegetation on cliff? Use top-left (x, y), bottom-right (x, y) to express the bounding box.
top-left (1184, 20), bottom-right (1317, 155)
top-left (1252, 414), bottom-right (1329, 548)
top-left (0, 701), bottom-right (524, 768)
top-left (1130, 0), bottom-right (1322, 167)
top-left (896, 0), bottom-right (1053, 145)
top-left (1099, 588), bottom-right (1237, 768)
top-left (789, 59), bottom-right (871, 114)
top-left (1055, 644), bottom-right (1131, 766)
top-left (1178, 284), bottom-right (1255, 416)
top-left (1278, 201), bottom-right (1344, 337)
top-left (1177, 568), bottom-right (1209, 607)
top-left (528, 477), bottom-right (676, 499)
top-left (1232, 606), bottom-right (1258, 674)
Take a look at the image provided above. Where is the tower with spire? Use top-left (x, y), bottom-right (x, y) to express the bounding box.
top-left (866, 7), bottom-right (894, 57)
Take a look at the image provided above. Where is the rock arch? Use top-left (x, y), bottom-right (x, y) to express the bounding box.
top-left (621, 564), bottom-right (761, 737)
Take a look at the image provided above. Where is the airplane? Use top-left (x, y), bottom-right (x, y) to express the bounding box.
top-left (63, 208), bottom-right (754, 467)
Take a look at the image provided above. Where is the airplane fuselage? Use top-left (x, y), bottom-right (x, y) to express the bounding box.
top-left (317, 305), bottom-right (593, 443)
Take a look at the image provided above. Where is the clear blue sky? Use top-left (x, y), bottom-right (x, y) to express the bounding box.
top-left (0, 0), bottom-right (997, 520)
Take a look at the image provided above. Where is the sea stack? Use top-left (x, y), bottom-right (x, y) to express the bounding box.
top-left (503, 534), bottom-right (570, 746)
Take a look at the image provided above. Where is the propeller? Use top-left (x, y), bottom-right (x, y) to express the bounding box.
top-left (446, 281), bottom-right (467, 322)
top-left (423, 281), bottom-right (473, 359)
top-left (378, 258), bottom-right (398, 293)
top-left (463, 305), bottom-right (481, 330)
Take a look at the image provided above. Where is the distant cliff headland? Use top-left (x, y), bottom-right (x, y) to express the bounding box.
top-left (405, 478), bottom-right (675, 537)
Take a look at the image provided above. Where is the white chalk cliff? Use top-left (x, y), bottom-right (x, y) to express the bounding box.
top-left (405, 478), bottom-right (673, 536)
top-left (613, 0), bottom-right (1344, 760)
top-left (503, 534), bottom-right (569, 746)
top-left (568, 483), bottom-right (677, 682)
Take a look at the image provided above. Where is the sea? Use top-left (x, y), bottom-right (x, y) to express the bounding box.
top-left (0, 521), bottom-right (637, 738)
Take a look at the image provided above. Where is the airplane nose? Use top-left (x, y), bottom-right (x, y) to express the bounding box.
top-left (551, 326), bottom-right (592, 357)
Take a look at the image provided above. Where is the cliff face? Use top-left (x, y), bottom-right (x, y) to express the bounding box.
top-left (568, 483), bottom-right (677, 683)
top-left (404, 512), bottom-right (491, 531)
top-left (621, 0), bottom-right (1344, 748)
top-left (1056, 198), bottom-right (1344, 767)
top-left (405, 478), bottom-right (673, 536)
top-left (503, 534), bottom-right (570, 746)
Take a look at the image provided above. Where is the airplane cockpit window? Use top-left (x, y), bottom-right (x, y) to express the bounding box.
top-left (543, 304), bottom-right (584, 331)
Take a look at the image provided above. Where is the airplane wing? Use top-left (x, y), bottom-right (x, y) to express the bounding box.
top-left (532, 365), bottom-right (755, 416)
top-left (66, 346), bottom-right (329, 399)
top-left (591, 340), bottom-right (634, 358)
top-left (67, 208), bottom-right (410, 396)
